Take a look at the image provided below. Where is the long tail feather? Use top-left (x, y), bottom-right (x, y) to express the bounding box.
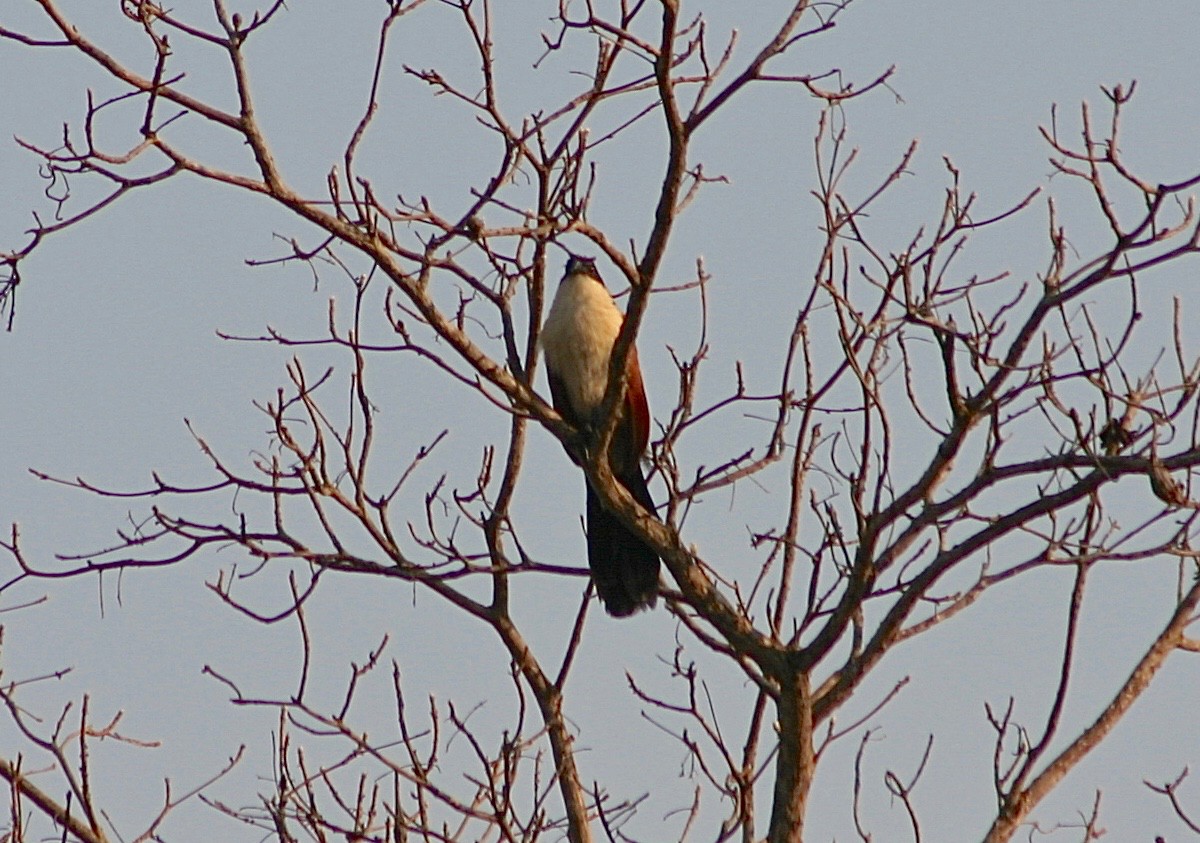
top-left (585, 468), bottom-right (660, 617)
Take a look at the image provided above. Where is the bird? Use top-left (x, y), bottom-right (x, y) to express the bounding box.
top-left (541, 255), bottom-right (660, 617)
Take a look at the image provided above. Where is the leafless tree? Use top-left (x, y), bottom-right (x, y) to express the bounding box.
top-left (2, 2), bottom-right (1200, 841)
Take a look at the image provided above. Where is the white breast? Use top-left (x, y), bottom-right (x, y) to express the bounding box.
top-left (541, 271), bottom-right (625, 419)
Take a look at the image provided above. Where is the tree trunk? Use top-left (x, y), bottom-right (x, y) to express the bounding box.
top-left (768, 668), bottom-right (815, 841)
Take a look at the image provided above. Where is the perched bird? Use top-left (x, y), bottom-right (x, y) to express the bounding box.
top-left (541, 255), bottom-right (660, 616)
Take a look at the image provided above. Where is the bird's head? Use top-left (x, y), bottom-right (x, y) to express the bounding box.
top-left (564, 255), bottom-right (601, 281)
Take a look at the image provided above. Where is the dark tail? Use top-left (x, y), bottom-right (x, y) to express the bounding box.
top-left (585, 467), bottom-right (660, 617)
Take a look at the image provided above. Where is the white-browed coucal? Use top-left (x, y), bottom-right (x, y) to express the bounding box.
top-left (541, 256), bottom-right (659, 616)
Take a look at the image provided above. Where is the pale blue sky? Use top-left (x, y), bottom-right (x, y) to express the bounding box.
top-left (2, 2), bottom-right (1199, 839)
